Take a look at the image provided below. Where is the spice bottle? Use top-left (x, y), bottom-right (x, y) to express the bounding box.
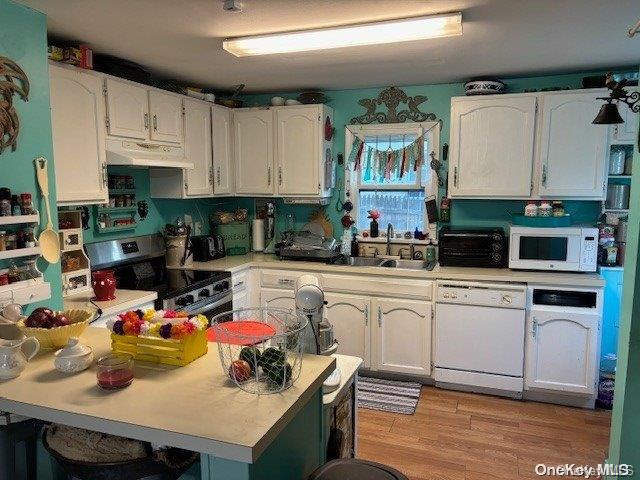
top-left (0, 188), bottom-right (11, 216)
top-left (20, 193), bottom-right (32, 214)
top-left (524, 201), bottom-right (538, 217)
top-left (552, 201), bottom-right (565, 217)
top-left (0, 231), bottom-right (6, 251)
top-left (11, 195), bottom-right (21, 216)
top-left (539, 201), bottom-right (552, 217)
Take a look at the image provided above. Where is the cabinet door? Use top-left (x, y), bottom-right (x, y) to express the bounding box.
top-left (105, 78), bottom-right (148, 140)
top-left (325, 292), bottom-right (370, 367)
top-left (183, 99), bottom-right (213, 197)
top-left (449, 96), bottom-right (536, 197)
top-left (275, 106), bottom-right (319, 195)
top-left (212, 105), bottom-right (234, 195)
top-left (233, 288), bottom-right (249, 311)
top-left (612, 87), bottom-right (639, 142)
top-left (525, 310), bottom-right (599, 395)
top-left (233, 109), bottom-right (274, 195)
top-left (260, 287), bottom-right (295, 312)
top-left (149, 90), bottom-right (184, 144)
top-left (372, 298), bottom-right (431, 376)
top-left (538, 91), bottom-right (608, 198)
top-left (49, 65), bottom-right (108, 205)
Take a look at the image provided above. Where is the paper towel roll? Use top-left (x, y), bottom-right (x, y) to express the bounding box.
top-left (252, 219), bottom-right (265, 251)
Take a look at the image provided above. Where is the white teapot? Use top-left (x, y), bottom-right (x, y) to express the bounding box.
top-left (0, 336), bottom-right (40, 380)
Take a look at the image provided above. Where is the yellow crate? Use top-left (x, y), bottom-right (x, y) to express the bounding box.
top-left (110, 329), bottom-right (208, 366)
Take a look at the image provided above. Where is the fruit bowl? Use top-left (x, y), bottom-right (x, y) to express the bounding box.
top-left (17, 309), bottom-right (95, 349)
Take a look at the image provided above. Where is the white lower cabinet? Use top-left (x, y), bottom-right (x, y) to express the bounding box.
top-left (372, 298), bottom-right (432, 376)
top-left (324, 292), bottom-right (370, 368)
top-left (524, 310), bottom-right (599, 395)
top-left (260, 287), bottom-right (295, 312)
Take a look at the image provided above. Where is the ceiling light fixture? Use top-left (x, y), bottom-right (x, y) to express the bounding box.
top-left (223, 12), bottom-right (462, 57)
top-left (592, 73), bottom-right (640, 125)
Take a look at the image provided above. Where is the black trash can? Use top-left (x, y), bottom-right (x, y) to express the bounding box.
top-left (309, 459), bottom-right (409, 480)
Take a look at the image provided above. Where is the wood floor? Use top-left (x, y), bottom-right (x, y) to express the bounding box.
top-left (357, 386), bottom-right (611, 480)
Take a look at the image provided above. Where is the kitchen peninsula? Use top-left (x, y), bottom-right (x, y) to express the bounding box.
top-left (0, 328), bottom-right (335, 480)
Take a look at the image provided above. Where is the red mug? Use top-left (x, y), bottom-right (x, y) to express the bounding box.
top-left (92, 270), bottom-right (117, 301)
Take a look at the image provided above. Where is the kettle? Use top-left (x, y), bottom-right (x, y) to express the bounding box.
top-left (0, 336), bottom-right (40, 380)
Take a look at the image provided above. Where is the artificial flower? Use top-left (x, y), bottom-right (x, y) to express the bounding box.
top-left (163, 310), bottom-right (178, 319)
top-left (139, 321), bottom-right (150, 336)
top-left (170, 323), bottom-right (189, 340)
top-left (182, 320), bottom-right (196, 335)
top-left (135, 309), bottom-right (145, 320)
top-left (143, 309), bottom-right (156, 321)
top-left (148, 323), bottom-right (161, 336)
top-left (367, 209), bottom-right (381, 220)
top-left (176, 311), bottom-right (189, 318)
top-left (159, 323), bottom-right (172, 339)
top-left (112, 320), bottom-right (125, 335)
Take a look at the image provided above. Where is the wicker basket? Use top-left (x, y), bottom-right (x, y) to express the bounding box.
top-left (111, 329), bottom-right (207, 367)
top-left (17, 309), bottom-right (95, 349)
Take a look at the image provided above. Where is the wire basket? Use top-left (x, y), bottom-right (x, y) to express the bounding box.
top-left (211, 308), bottom-right (308, 395)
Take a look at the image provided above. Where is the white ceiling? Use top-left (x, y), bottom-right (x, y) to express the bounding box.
top-left (21, 0), bottom-right (640, 92)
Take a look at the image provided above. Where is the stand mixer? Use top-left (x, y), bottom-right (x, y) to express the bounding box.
top-left (294, 274), bottom-right (341, 393)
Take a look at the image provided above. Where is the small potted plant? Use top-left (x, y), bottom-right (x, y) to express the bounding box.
top-left (367, 209), bottom-right (381, 238)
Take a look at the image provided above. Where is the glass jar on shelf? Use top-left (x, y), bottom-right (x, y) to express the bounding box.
top-left (7, 264), bottom-right (21, 284)
top-left (24, 227), bottom-right (36, 248)
top-left (0, 231), bottom-right (6, 251)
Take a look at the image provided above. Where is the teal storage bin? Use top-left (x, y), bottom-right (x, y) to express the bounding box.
top-left (215, 222), bottom-right (251, 256)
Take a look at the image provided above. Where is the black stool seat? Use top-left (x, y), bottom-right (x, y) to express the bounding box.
top-left (309, 459), bottom-right (409, 480)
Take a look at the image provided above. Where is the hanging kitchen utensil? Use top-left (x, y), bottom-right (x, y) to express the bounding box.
top-left (34, 156), bottom-right (61, 264)
top-left (324, 116), bottom-right (334, 141)
top-left (341, 214), bottom-right (354, 228)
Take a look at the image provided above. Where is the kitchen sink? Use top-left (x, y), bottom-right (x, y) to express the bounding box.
top-left (379, 259), bottom-right (437, 271)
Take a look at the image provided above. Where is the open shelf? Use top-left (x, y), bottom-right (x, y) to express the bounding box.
top-left (0, 246), bottom-right (41, 261)
top-left (0, 212), bottom-right (40, 226)
top-left (604, 208), bottom-right (630, 214)
top-left (97, 206), bottom-right (137, 214)
top-left (608, 175), bottom-right (632, 179)
top-left (0, 276), bottom-right (44, 294)
top-left (96, 224), bottom-right (137, 234)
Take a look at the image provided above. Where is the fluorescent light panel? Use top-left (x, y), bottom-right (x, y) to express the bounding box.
top-left (223, 12), bottom-right (462, 57)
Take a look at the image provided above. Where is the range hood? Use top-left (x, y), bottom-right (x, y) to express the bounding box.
top-left (106, 138), bottom-right (194, 169)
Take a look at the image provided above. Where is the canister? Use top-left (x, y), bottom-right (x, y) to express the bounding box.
top-left (616, 220), bottom-right (629, 243)
top-left (609, 147), bottom-right (626, 175)
top-left (606, 185), bottom-right (630, 210)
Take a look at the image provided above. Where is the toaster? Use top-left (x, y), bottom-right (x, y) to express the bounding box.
top-left (191, 235), bottom-right (226, 262)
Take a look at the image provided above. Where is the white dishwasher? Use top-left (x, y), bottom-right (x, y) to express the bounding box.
top-left (434, 280), bottom-right (527, 397)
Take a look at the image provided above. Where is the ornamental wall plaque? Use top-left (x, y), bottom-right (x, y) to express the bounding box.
top-left (350, 86), bottom-right (436, 124)
top-left (0, 56), bottom-right (30, 154)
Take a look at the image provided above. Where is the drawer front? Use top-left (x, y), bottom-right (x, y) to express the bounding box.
top-left (232, 270), bottom-right (248, 291)
top-left (59, 229), bottom-right (83, 252)
top-left (12, 282), bottom-right (52, 306)
top-left (260, 269), bottom-right (310, 290)
top-left (322, 273), bottom-right (433, 300)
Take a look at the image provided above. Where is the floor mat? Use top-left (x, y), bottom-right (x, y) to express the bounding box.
top-left (357, 376), bottom-right (421, 415)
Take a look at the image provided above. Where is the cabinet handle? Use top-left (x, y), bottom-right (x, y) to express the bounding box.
top-left (453, 166), bottom-right (458, 187)
top-left (532, 317), bottom-right (538, 338)
top-left (377, 306), bottom-right (382, 327)
top-left (102, 163), bottom-right (108, 188)
top-left (233, 281), bottom-right (244, 288)
top-left (144, 113), bottom-right (149, 130)
top-left (278, 278), bottom-right (294, 286)
top-left (267, 166), bottom-right (272, 186)
top-left (364, 304), bottom-right (368, 326)
top-left (278, 166), bottom-right (283, 186)
top-left (208, 167), bottom-right (214, 186)
top-left (541, 165), bottom-right (548, 186)
top-left (217, 166), bottom-right (221, 186)
top-left (153, 114), bottom-right (158, 131)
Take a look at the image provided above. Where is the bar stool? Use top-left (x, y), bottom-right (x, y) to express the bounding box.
top-left (0, 415), bottom-right (39, 480)
top-left (308, 459), bottom-right (409, 480)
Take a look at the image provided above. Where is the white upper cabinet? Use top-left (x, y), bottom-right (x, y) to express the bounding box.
top-left (371, 298), bottom-right (431, 376)
top-left (449, 95), bottom-right (537, 198)
top-left (184, 99), bottom-right (213, 196)
top-left (212, 105), bottom-right (234, 196)
top-left (525, 310), bottom-right (599, 395)
top-left (324, 292), bottom-right (370, 368)
top-left (233, 109), bottom-right (274, 195)
top-left (105, 78), bottom-right (148, 140)
top-left (49, 64), bottom-right (108, 205)
top-left (149, 90), bottom-right (184, 144)
top-left (537, 91), bottom-right (608, 199)
top-left (275, 106), bottom-right (320, 196)
top-left (612, 87), bottom-right (639, 143)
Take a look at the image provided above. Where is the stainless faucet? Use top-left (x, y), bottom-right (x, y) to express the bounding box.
top-left (366, 246), bottom-right (379, 258)
top-left (398, 244), bottom-right (415, 260)
top-left (386, 223), bottom-right (394, 255)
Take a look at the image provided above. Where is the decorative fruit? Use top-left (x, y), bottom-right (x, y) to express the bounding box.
top-left (259, 347), bottom-right (285, 367)
top-left (266, 362), bottom-right (292, 385)
top-left (25, 310), bottom-right (53, 328)
top-left (52, 314), bottom-right (70, 327)
top-left (239, 347), bottom-right (261, 373)
top-left (32, 307), bottom-right (54, 317)
top-left (229, 359), bottom-right (252, 383)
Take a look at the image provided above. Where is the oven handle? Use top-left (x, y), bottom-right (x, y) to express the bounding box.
top-left (183, 292), bottom-right (233, 315)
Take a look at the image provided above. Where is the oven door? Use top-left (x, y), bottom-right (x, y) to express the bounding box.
top-left (509, 228), bottom-right (582, 271)
top-left (182, 292), bottom-right (233, 324)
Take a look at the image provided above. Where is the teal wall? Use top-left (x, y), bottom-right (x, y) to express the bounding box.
top-left (608, 66), bottom-right (640, 474)
top-left (0, 0), bottom-right (62, 310)
top-left (242, 71), bottom-right (621, 238)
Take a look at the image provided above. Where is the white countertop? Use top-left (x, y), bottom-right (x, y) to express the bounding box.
top-left (64, 290), bottom-right (158, 318)
top-left (0, 327), bottom-right (335, 463)
top-left (175, 254), bottom-right (604, 288)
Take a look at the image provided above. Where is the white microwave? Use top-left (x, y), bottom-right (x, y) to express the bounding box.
top-left (509, 226), bottom-right (598, 272)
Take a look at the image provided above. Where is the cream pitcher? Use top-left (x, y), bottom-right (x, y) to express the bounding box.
top-left (0, 336), bottom-right (40, 380)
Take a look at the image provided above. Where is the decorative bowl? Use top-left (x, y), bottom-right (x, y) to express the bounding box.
top-left (17, 309), bottom-right (95, 350)
top-left (464, 79), bottom-right (506, 96)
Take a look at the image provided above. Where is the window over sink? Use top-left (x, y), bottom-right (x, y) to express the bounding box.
top-left (345, 122), bottom-right (440, 236)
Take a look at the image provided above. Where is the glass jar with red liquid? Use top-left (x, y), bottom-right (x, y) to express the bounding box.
top-left (96, 353), bottom-right (134, 390)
